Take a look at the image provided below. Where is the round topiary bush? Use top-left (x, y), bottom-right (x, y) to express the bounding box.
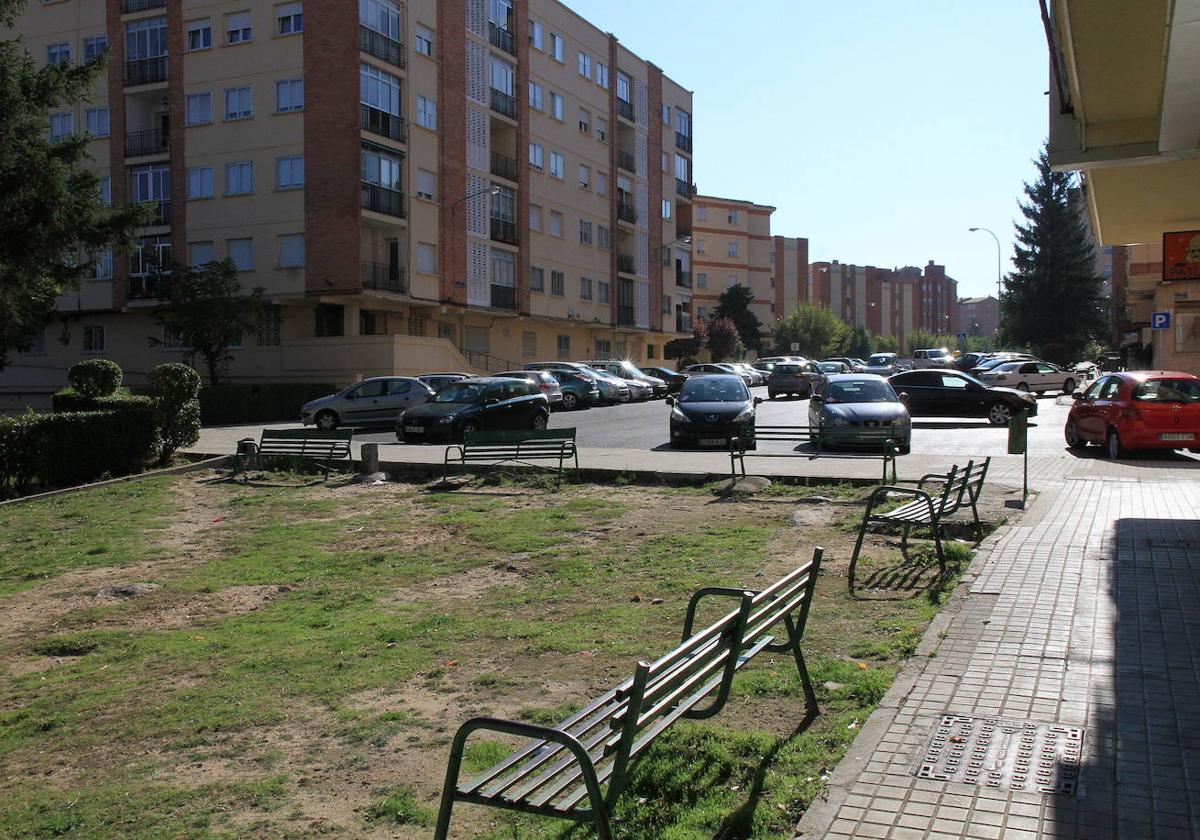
top-left (67, 359), bottom-right (123, 398)
top-left (149, 363), bottom-right (202, 464)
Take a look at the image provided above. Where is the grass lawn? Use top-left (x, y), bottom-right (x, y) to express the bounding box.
top-left (0, 470), bottom-right (994, 839)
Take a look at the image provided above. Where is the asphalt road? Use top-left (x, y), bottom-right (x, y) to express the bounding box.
top-left (352, 387), bottom-right (1075, 458)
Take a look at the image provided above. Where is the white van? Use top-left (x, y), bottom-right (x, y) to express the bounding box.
top-left (911, 348), bottom-right (954, 369)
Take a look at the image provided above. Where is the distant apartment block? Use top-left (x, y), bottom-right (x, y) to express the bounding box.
top-left (808, 260), bottom-right (958, 343)
top-left (955, 296), bottom-right (999, 337)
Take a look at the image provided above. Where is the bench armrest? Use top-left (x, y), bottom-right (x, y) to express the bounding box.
top-left (682, 586), bottom-right (757, 641)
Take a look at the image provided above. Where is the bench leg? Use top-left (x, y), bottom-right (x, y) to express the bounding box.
top-left (970, 498), bottom-right (984, 542)
top-left (931, 522), bottom-right (946, 578)
top-left (433, 725), bottom-right (470, 840)
top-left (784, 614), bottom-right (818, 718)
top-left (900, 523), bottom-right (911, 558)
top-left (848, 517), bottom-right (870, 594)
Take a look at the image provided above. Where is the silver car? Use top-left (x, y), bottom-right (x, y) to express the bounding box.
top-left (495, 370), bottom-right (564, 408)
top-left (808, 374), bottom-right (911, 453)
top-left (582, 360), bottom-right (667, 399)
top-left (301, 376), bottom-right (434, 430)
top-left (862, 352), bottom-right (899, 377)
top-left (525, 361), bottom-right (630, 404)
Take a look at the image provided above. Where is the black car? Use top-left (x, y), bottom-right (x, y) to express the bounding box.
top-left (667, 374), bottom-right (759, 448)
top-left (641, 365), bottom-right (688, 394)
top-left (953, 352), bottom-right (990, 372)
top-left (889, 369), bottom-right (1039, 426)
top-left (397, 377), bottom-right (550, 442)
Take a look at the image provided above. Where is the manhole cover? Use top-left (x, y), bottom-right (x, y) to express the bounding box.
top-left (915, 714), bottom-right (1083, 795)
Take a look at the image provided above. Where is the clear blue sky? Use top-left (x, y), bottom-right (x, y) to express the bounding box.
top-left (564, 0), bottom-right (1049, 299)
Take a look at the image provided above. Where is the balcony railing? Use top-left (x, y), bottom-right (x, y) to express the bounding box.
top-left (675, 132), bottom-right (692, 153)
top-left (360, 104), bottom-right (407, 142)
top-left (676, 312), bottom-right (692, 333)
top-left (361, 182), bottom-right (406, 217)
top-left (617, 98), bottom-right (634, 121)
top-left (359, 25), bottom-right (405, 68)
top-left (125, 128), bottom-right (168, 157)
top-left (127, 273), bottom-right (168, 301)
top-left (490, 284), bottom-right (517, 310)
top-left (490, 88), bottom-right (517, 119)
top-left (675, 267), bottom-right (692, 289)
top-left (617, 149), bottom-right (635, 173)
top-left (490, 217), bottom-right (519, 245)
top-left (617, 305), bottom-right (635, 327)
top-left (124, 56), bottom-right (167, 86)
top-left (675, 178), bottom-right (695, 198)
top-left (617, 253), bottom-right (635, 274)
top-left (488, 22), bottom-right (516, 55)
top-left (136, 199), bottom-right (171, 227)
top-left (361, 261), bottom-right (408, 294)
top-left (490, 151), bottom-right (517, 181)
top-left (122, 0), bottom-right (165, 13)
top-left (617, 200), bottom-right (637, 224)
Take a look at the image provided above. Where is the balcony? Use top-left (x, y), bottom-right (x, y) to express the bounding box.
top-left (675, 178), bottom-right (695, 198)
top-left (617, 98), bottom-right (634, 121)
top-left (361, 261), bottom-right (408, 294)
top-left (676, 224), bottom-right (692, 240)
top-left (617, 253), bottom-right (635, 274)
top-left (490, 284), bottom-right (517, 310)
top-left (361, 182), bottom-right (406, 217)
top-left (124, 56), bottom-right (167, 86)
top-left (617, 149), bottom-right (635, 173)
top-left (617, 200), bottom-right (637, 224)
top-left (676, 311), bottom-right (692, 333)
top-left (490, 217), bottom-right (519, 245)
top-left (675, 132), bottom-right (692, 153)
top-left (675, 267), bottom-right (692, 289)
top-left (490, 151), bottom-right (517, 181)
top-left (125, 128), bottom-right (168, 157)
top-left (136, 199), bottom-right (171, 227)
top-left (617, 305), bottom-right (635, 327)
top-left (359, 25), bottom-right (405, 68)
top-left (488, 22), bottom-right (516, 56)
top-left (360, 104), bottom-right (407, 142)
top-left (127, 273), bottom-right (168, 301)
top-left (490, 88), bottom-right (517, 119)
top-left (121, 0), bottom-right (165, 12)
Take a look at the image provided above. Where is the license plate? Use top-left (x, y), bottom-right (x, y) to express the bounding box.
top-left (699, 438), bottom-right (726, 447)
top-left (1160, 432), bottom-right (1195, 441)
top-left (404, 425), bottom-right (424, 433)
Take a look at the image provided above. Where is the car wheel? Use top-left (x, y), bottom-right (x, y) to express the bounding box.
top-left (1016, 382), bottom-right (1030, 393)
top-left (618, 391), bottom-right (631, 403)
top-left (460, 420), bottom-right (479, 442)
top-left (1106, 428), bottom-right (1129, 459)
top-left (1063, 378), bottom-right (1076, 395)
top-left (768, 392), bottom-right (777, 400)
top-left (987, 402), bottom-right (1013, 426)
top-left (531, 412), bottom-right (548, 430)
top-left (562, 392), bottom-right (578, 410)
top-left (1065, 420), bottom-right (1087, 450)
top-left (315, 410), bottom-right (338, 431)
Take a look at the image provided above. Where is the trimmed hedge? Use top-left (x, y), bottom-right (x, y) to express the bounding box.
top-left (51, 388), bottom-right (155, 414)
top-left (198, 383), bottom-right (339, 426)
top-left (67, 359), bottom-right (123, 398)
top-left (149, 363), bottom-right (201, 462)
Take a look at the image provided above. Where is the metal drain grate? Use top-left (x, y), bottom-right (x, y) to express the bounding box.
top-left (915, 714), bottom-right (1083, 795)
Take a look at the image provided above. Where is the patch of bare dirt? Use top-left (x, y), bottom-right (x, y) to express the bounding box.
top-left (380, 563), bottom-right (529, 607)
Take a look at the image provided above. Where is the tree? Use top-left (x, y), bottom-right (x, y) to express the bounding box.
top-left (706, 316), bottom-right (743, 362)
top-left (1001, 144), bottom-right (1108, 363)
top-left (875, 334), bottom-right (901, 353)
top-left (0, 0), bottom-right (146, 368)
top-left (714, 284), bottom-right (763, 352)
top-left (151, 260), bottom-right (264, 386)
top-left (904, 329), bottom-right (946, 356)
top-left (664, 318), bottom-right (708, 362)
top-left (847, 326), bottom-right (874, 359)
top-left (772, 304), bottom-right (850, 359)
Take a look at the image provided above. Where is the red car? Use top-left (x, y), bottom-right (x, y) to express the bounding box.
top-left (1065, 371), bottom-right (1200, 458)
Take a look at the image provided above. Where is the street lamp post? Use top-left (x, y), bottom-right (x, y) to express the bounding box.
top-left (448, 184), bottom-right (501, 297)
top-left (968, 227), bottom-right (1003, 301)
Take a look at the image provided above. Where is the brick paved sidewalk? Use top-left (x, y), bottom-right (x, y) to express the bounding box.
top-left (796, 478), bottom-right (1200, 839)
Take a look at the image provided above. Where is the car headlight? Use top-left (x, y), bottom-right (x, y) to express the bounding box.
top-left (670, 407), bottom-right (691, 423)
top-left (732, 406), bottom-right (754, 422)
top-left (436, 415), bottom-right (456, 424)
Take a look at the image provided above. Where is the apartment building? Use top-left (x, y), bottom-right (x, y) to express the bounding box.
top-left (807, 260), bottom-right (957, 344)
top-left (690, 195), bottom-right (809, 340)
top-left (3, 0), bottom-right (694, 404)
top-left (955, 296), bottom-right (999, 337)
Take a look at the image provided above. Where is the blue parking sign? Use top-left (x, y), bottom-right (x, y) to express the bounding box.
top-left (1151, 311), bottom-right (1171, 330)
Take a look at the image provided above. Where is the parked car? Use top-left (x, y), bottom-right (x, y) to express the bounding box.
top-left (767, 360), bottom-right (823, 399)
top-left (1066, 371), bottom-right (1200, 458)
top-left (641, 366), bottom-right (688, 394)
top-left (977, 360), bottom-right (1077, 394)
top-left (583, 360), bottom-right (668, 398)
top-left (889, 369), bottom-right (1038, 426)
top-left (967, 353), bottom-right (1036, 376)
top-left (526, 361), bottom-right (629, 404)
top-left (731, 362), bottom-right (767, 387)
top-left (301, 376), bottom-right (433, 430)
top-left (494, 370), bottom-right (564, 408)
top-left (953, 352), bottom-right (991, 372)
top-left (418, 372), bottom-right (472, 392)
top-left (684, 363), bottom-right (753, 387)
top-left (823, 357), bottom-right (865, 372)
top-left (818, 360), bottom-right (852, 375)
top-left (667, 374), bottom-right (759, 448)
top-left (544, 368), bottom-right (601, 410)
top-left (397, 377), bottom-right (549, 443)
top-left (911, 348), bottom-right (955, 369)
top-left (808, 374), bottom-right (912, 453)
top-left (862, 353), bottom-right (900, 376)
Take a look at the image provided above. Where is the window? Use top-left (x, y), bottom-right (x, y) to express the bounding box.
top-left (276, 2), bottom-right (302, 35)
top-left (515, 330), bottom-right (535, 358)
top-left (84, 35), bottom-right (108, 61)
top-left (616, 71), bottom-right (631, 105)
top-left (697, 272), bottom-right (707, 288)
top-left (551, 270), bottom-right (564, 296)
top-left (91, 250), bottom-right (113, 280)
top-left (529, 205), bottom-right (542, 230)
top-left (549, 32), bottom-right (562, 61)
top-left (578, 164), bottom-right (590, 189)
top-left (597, 171), bottom-right (607, 195)
top-left (697, 306), bottom-right (708, 320)
top-left (188, 241), bottom-right (214, 267)
top-left (596, 62), bottom-right (609, 88)
top-left (662, 294), bottom-right (671, 314)
top-left (697, 206), bottom-right (707, 221)
top-left (278, 234), bottom-right (304, 267)
top-left (675, 108), bottom-right (691, 137)
top-left (275, 155), bottom-right (304, 189)
top-left (82, 325), bottom-right (105, 353)
top-left (530, 266), bottom-right (544, 292)
top-left (361, 146), bottom-right (402, 188)
top-left (727, 274), bottom-right (737, 286)
top-left (550, 92), bottom-right (563, 120)
top-left (675, 154), bottom-right (690, 183)
top-left (185, 92), bottom-right (211, 125)
top-left (226, 11), bottom-right (252, 44)
top-left (578, 51), bottom-right (590, 77)
top-left (594, 339), bottom-right (611, 358)
top-left (85, 107), bottom-right (109, 137)
top-left (580, 276), bottom-right (592, 300)
top-left (360, 63), bottom-right (401, 115)
top-left (528, 81), bottom-right (543, 110)
top-left (186, 166), bottom-right (213, 199)
top-left (549, 151), bottom-right (563, 179)
top-left (224, 86), bottom-right (252, 120)
top-left (579, 219), bottom-right (592, 245)
top-left (598, 225), bottom-right (610, 251)
top-left (129, 236), bottom-right (171, 275)
top-left (186, 20), bottom-right (210, 50)
top-left (578, 107), bottom-right (590, 134)
top-left (728, 209), bottom-right (738, 224)
top-left (549, 211), bottom-right (563, 237)
top-left (49, 112), bottom-right (73, 142)
top-left (491, 58), bottom-right (515, 96)
top-left (662, 103), bottom-right (670, 125)
top-left (129, 164), bottom-right (169, 203)
top-left (360, 0), bottom-right (400, 39)
top-left (662, 199), bottom-right (671, 220)
top-left (696, 240), bottom-right (706, 255)
top-left (414, 242), bottom-right (436, 274)
top-left (275, 79), bottom-right (303, 112)
top-left (225, 161), bottom-right (253, 195)
top-left (727, 242), bottom-right (738, 258)
top-left (227, 238), bottom-right (254, 270)
top-left (416, 95), bottom-right (436, 129)
top-left (556, 334), bottom-right (570, 359)
top-left (529, 20), bottom-right (543, 50)
top-left (415, 24), bottom-right (433, 56)
top-left (598, 280), bottom-right (610, 304)
top-left (528, 142), bottom-right (543, 170)
top-left (47, 41), bottom-right (70, 65)
top-left (492, 184), bottom-right (515, 223)
top-left (416, 169), bottom-right (435, 200)
top-left (661, 151), bottom-right (668, 173)
top-left (100, 176), bottom-right (111, 207)
top-left (126, 17), bottom-right (167, 60)
top-left (491, 248), bottom-right (515, 289)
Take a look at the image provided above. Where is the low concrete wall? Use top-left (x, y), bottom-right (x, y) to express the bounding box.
top-left (279, 335), bottom-right (485, 380)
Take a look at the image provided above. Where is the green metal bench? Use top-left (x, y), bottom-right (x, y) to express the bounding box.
top-left (728, 425), bottom-right (902, 485)
top-left (848, 457), bottom-right (991, 591)
top-left (443, 428), bottom-right (578, 483)
top-left (433, 548), bottom-right (824, 840)
top-left (242, 428), bottom-right (353, 480)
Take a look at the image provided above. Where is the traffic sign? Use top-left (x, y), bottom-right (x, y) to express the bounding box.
top-left (790, 342), bottom-right (799, 352)
top-left (1151, 311), bottom-right (1171, 330)
top-left (956, 332), bottom-right (967, 342)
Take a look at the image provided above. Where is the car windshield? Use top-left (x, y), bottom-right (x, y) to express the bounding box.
top-left (826, 379), bottom-right (898, 403)
top-left (774, 365), bottom-right (801, 375)
top-left (818, 363), bottom-right (841, 372)
top-left (975, 358), bottom-right (1011, 370)
top-left (867, 354), bottom-right (894, 366)
top-left (432, 382), bottom-right (485, 403)
top-left (679, 378), bottom-right (749, 403)
top-left (619, 362), bottom-right (646, 377)
top-left (1133, 379), bottom-right (1200, 403)
top-left (991, 362), bottom-right (1021, 372)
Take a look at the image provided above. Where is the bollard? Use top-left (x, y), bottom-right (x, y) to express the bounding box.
top-left (361, 443), bottom-right (380, 475)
